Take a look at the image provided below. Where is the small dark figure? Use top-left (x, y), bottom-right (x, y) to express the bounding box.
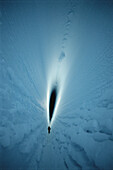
top-left (48, 126), bottom-right (51, 134)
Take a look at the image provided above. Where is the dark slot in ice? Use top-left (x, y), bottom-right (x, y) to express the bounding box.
top-left (48, 126), bottom-right (51, 134)
top-left (49, 87), bottom-right (57, 122)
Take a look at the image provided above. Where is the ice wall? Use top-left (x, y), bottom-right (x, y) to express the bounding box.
top-left (0, 0), bottom-right (113, 169)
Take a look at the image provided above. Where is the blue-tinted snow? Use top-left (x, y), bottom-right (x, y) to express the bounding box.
top-left (0, 0), bottom-right (113, 169)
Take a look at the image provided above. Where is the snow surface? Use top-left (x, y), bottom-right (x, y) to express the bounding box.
top-left (0, 0), bottom-right (113, 169)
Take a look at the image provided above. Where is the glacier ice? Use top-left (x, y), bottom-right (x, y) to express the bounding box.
top-left (0, 0), bottom-right (113, 169)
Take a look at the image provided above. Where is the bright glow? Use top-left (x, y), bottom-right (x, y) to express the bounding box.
top-left (50, 92), bottom-right (61, 127)
top-left (46, 84), bottom-right (61, 127)
top-left (46, 55), bottom-right (69, 127)
top-left (47, 87), bottom-right (50, 125)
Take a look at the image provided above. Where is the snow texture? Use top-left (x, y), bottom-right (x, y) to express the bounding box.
top-left (0, 0), bottom-right (113, 169)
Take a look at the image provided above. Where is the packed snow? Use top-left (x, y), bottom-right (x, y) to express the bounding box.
top-left (0, 0), bottom-right (113, 169)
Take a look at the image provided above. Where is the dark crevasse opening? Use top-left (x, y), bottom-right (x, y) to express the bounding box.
top-left (49, 87), bottom-right (57, 122)
top-left (1, 0), bottom-right (113, 169)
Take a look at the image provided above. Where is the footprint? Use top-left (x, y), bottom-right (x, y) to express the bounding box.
top-left (58, 51), bottom-right (66, 62)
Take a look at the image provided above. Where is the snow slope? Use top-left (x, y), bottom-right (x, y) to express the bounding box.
top-left (0, 0), bottom-right (113, 169)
